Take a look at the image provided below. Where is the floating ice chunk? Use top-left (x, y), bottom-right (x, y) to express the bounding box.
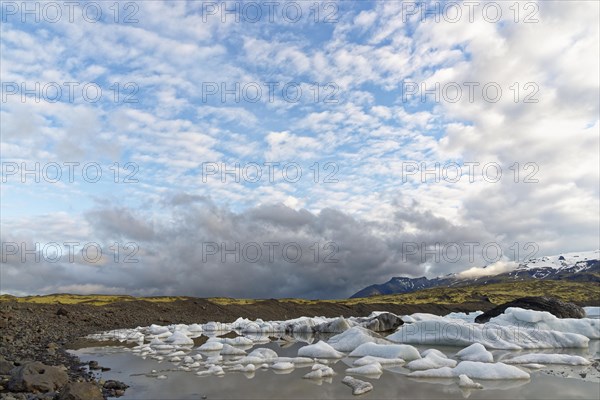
top-left (303, 369), bottom-right (325, 379)
top-left (198, 341), bottom-right (223, 352)
top-left (271, 362), bottom-right (295, 371)
top-left (341, 376), bottom-right (373, 395)
top-left (519, 363), bottom-right (545, 369)
top-left (420, 349), bottom-right (447, 358)
top-left (229, 364), bottom-right (256, 373)
top-left (203, 322), bottom-right (230, 332)
top-left (503, 353), bottom-right (591, 365)
top-left (346, 362), bottom-right (383, 376)
top-left (220, 344), bottom-right (246, 356)
top-left (407, 352), bottom-right (457, 370)
top-left (196, 365), bottom-right (225, 377)
top-left (148, 325), bottom-right (170, 335)
top-left (490, 308), bottom-right (600, 339)
top-left (349, 343), bottom-right (421, 360)
top-left (187, 324), bottom-right (203, 332)
top-left (248, 348), bottom-right (279, 361)
top-left (164, 331), bottom-right (194, 346)
top-left (445, 312), bottom-right (484, 323)
top-left (167, 350), bottom-right (187, 357)
top-left (456, 343), bottom-right (494, 363)
top-left (275, 357), bottom-right (314, 365)
top-left (224, 337), bottom-right (254, 346)
top-left (192, 354), bottom-right (203, 361)
top-left (353, 356), bottom-right (405, 366)
top-left (328, 326), bottom-right (387, 352)
top-left (408, 361), bottom-right (530, 380)
top-left (458, 374), bottom-right (483, 389)
top-left (307, 364), bottom-right (335, 377)
top-left (584, 307), bottom-right (600, 318)
top-left (209, 365), bottom-right (225, 376)
top-left (183, 356), bottom-right (194, 364)
top-left (156, 375), bottom-right (168, 380)
top-left (205, 355), bottom-right (223, 364)
top-left (388, 320), bottom-right (589, 349)
top-left (149, 338), bottom-right (165, 346)
top-left (169, 356), bottom-right (181, 362)
top-left (315, 317), bottom-right (355, 333)
top-left (298, 341), bottom-right (345, 359)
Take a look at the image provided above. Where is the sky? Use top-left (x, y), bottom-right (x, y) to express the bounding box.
top-left (0, 0), bottom-right (599, 299)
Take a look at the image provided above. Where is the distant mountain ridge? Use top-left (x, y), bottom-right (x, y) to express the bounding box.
top-left (350, 250), bottom-right (600, 298)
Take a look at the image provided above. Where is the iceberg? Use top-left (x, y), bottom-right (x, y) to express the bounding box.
top-left (298, 341), bottom-right (344, 359)
top-left (455, 343), bottom-right (494, 363)
top-left (408, 361), bottom-right (530, 380)
top-left (349, 343), bottom-right (421, 360)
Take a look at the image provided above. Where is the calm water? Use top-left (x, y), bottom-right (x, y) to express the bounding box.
top-left (70, 340), bottom-right (600, 400)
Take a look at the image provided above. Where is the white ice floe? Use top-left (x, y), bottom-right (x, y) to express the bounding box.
top-left (406, 352), bottom-right (457, 370)
top-left (271, 362), bottom-right (295, 371)
top-left (247, 348), bottom-right (279, 361)
top-left (388, 319), bottom-right (590, 349)
top-left (196, 365), bottom-right (225, 377)
top-left (353, 356), bottom-right (405, 367)
top-left (502, 353), bottom-right (591, 365)
top-left (298, 341), bottom-right (344, 359)
top-left (148, 324), bottom-right (170, 335)
top-left (342, 376), bottom-right (373, 395)
top-left (349, 343), bottom-right (421, 360)
top-left (228, 364), bottom-right (255, 373)
top-left (220, 344), bottom-right (247, 356)
top-left (346, 362), bottom-right (383, 376)
top-left (489, 308), bottom-right (600, 339)
top-left (164, 331), bottom-right (194, 346)
top-left (458, 374), bottom-right (483, 389)
top-left (408, 361), bottom-right (530, 380)
top-left (420, 348), bottom-right (447, 358)
top-left (584, 307), bottom-right (600, 318)
top-left (187, 324), bottom-right (204, 332)
top-left (327, 326), bottom-right (387, 352)
top-left (456, 343), bottom-right (494, 363)
top-left (275, 357), bottom-right (314, 365)
top-left (198, 341), bottom-right (223, 352)
top-left (306, 364), bottom-right (335, 378)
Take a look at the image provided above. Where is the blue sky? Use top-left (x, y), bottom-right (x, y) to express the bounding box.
top-left (1, 1), bottom-right (598, 298)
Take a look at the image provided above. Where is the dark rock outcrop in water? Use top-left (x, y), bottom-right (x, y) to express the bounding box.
top-left (355, 312), bottom-right (404, 332)
top-left (474, 296), bottom-right (586, 323)
top-left (58, 382), bottom-right (104, 400)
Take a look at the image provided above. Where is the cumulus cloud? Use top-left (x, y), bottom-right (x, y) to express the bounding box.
top-left (457, 260), bottom-right (519, 279)
top-left (1, 1), bottom-right (598, 298)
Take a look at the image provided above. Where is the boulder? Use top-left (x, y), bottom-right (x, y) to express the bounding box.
top-left (57, 382), bottom-right (104, 400)
top-left (475, 296), bottom-right (585, 323)
top-left (8, 362), bottom-right (68, 392)
top-left (0, 355), bottom-right (14, 374)
top-left (356, 312), bottom-right (404, 332)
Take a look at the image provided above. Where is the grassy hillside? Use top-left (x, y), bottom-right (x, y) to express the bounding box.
top-left (339, 280), bottom-right (600, 305)
top-left (1, 280), bottom-right (598, 306)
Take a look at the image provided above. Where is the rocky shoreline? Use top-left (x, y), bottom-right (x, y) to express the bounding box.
top-left (0, 297), bottom-right (580, 399)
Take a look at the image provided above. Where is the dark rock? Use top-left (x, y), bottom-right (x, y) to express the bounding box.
top-left (103, 380), bottom-right (128, 390)
top-left (0, 355), bottom-right (14, 374)
top-left (358, 312), bottom-right (404, 332)
top-left (7, 362), bottom-right (68, 393)
top-left (88, 361), bottom-right (99, 370)
top-left (56, 308), bottom-right (69, 317)
top-left (475, 296), bottom-right (586, 323)
top-left (57, 382), bottom-right (104, 400)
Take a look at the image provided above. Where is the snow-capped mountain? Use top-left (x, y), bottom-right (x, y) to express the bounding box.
top-left (350, 250), bottom-right (600, 298)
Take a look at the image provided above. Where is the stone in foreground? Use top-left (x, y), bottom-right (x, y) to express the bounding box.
top-left (8, 362), bottom-right (68, 393)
